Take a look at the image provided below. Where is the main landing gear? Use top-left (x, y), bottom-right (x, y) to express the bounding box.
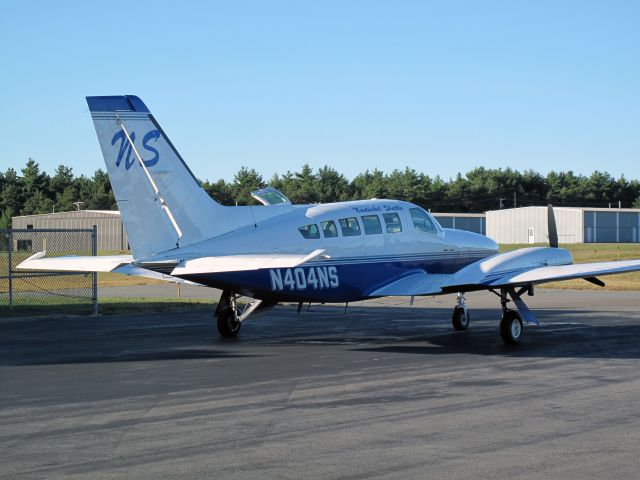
top-left (215, 290), bottom-right (275, 337)
top-left (497, 288), bottom-right (525, 345)
top-left (500, 309), bottom-right (522, 345)
top-left (451, 286), bottom-right (536, 346)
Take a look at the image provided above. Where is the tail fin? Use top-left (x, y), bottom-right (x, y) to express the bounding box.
top-left (87, 95), bottom-right (229, 259)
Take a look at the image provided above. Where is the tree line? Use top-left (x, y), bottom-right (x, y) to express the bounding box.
top-left (1, 158), bottom-right (639, 228)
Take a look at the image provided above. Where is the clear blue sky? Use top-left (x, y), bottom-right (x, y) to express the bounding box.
top-left (1, 0), bottom-right (638, 182)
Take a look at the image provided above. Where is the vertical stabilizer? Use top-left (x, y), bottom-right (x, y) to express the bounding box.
top-left (87, 95), bottom-right (231, 259)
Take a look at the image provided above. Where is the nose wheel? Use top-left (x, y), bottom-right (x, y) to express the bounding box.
top-left (451, 306), bottom-right (470, 331)
top-left (451, 293), bottom-right (470, 331)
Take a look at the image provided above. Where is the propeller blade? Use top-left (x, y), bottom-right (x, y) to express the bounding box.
top-left (548, 204), bottom-right (558, 248)
top-left (584, 276), bottom-right (605, 287)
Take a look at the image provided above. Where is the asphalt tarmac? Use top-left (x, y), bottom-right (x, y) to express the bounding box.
top-left (2, 289), bottom-right (640, 479)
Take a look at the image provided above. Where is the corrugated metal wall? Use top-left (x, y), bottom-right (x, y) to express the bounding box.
top-left (433, 214), bottom-right (486, 235)
top-left (487, 207), bottom-right (640, 244)
top-left (12, 211), bottom-right (128, 251)
top-left (583, 211), bottom-right (640, 243)
top-left (486, 207), bottom-right (583, 244)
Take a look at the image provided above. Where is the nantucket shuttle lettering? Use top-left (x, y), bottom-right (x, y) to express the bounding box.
top-left (270, 267), bottom-right (339, 291)
top-left (351, 204), bottom-right (403, 214)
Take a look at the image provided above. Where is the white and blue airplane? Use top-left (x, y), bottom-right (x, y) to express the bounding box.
top-left (18, 95), bottom-right (640, 345)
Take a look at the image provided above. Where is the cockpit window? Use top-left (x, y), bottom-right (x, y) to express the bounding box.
top-left (339, 217), bottom-right (362, 237)
top-left (321, 220), bottom-right (338, 238)
top-left (409, 208), bottom-right (436, 234)
top-left (383, 213), bottom-right (402, 233)
top-left (298, 223), bottom-right (320, 239)
top-left (361, 215), bottom-right (382, 235)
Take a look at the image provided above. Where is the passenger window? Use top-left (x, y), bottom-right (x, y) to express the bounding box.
top-left (321, 220), bottom-right (338, 238)
top-left (409, 208), bottom-right (436, 234)
top-left (383, 213), bottom-right (402, 233)
top-left (361, 215), bottom-right (382, 235)
top-left (338, 217), bottom-right (362, 237)
top-left (298, 224), bottom-right (320, 239)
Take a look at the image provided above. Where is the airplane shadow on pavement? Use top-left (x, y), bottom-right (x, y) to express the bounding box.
top-left (1, 305), bottom-right (640, 365)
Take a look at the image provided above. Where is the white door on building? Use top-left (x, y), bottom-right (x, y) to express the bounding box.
top-left (528, 227), bottom-right (535, 244)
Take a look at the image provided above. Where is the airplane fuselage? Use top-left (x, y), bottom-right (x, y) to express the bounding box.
top-left (150, 199), bottom-right (498, 302)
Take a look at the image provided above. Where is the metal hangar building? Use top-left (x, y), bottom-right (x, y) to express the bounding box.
top-left (486, 206), bottom-right (640, 244)
top-left (11, 210), bottom-right (129, 251)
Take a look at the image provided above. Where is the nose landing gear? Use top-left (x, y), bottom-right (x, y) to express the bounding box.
top-left (451, 293), bottom-right (470, 331)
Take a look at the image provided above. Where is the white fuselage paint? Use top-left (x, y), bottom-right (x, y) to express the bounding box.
top-left (143, 199), bottom-right (499, 266)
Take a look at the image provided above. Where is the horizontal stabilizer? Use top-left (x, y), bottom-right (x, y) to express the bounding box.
top-left (17, 252), bottom-right (132, 272)
top-left (112, 265), bottom-right (201, 285)
top-left (171, 249), bottom-right (326, 275)
top-left (16, 252), bottom-right (198, 285)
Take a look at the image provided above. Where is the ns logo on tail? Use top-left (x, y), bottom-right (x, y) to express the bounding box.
top-left (111, 129), bottom-right (161, 169)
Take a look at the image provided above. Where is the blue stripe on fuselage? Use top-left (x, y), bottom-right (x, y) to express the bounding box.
top-left (178, 252), bottom-right (491, 303)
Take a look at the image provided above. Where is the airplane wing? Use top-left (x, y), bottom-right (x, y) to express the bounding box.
top-left (484, 259), bottom-right (640, 287)
top-left (442, 258), bottom-right (640, 293)
top-left (367, 246), bottom-right (640, 296)
top-left (367, 271), bottom-right (453, 296)
top-left (170, 249), bottom-right (326, 275)
top-left (15, 252), bottom-right (199, 285)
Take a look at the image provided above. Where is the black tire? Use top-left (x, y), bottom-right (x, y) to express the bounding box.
top-left (500, 310), bottom-right (523, 345)
top-left (217, 308), bottom-right (241, 337)
top-left (451, 306), bottom-right (470, 331)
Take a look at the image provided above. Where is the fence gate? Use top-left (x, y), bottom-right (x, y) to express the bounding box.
top-left (0, 227), bottom-right (97, 315)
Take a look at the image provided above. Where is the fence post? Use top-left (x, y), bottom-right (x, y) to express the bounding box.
top-left (92, 225), bottom-right (98, 315)
top-left (8, 230), bottom-right (13, 310)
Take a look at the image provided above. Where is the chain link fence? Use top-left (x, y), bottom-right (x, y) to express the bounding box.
top-left (0, 228), bottom-right (97, 316)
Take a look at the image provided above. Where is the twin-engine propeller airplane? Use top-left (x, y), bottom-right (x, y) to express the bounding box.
top-left (18, 95), bottom-right (640, 345)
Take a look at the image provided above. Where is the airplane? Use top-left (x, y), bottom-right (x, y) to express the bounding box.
top-left (17, 95), bottom-right (640, 345)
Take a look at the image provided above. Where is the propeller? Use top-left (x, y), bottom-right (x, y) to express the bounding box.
top-left (548, 204), bottom-right (605, 286)
top-left (547, 204), bottom-right (558, 248)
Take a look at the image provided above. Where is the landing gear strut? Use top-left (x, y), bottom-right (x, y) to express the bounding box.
top-left (215, 290), bottom-right (242, 337)
top-left (215, 290), bottom-right (275, 337)
top-left (451, 293), bottom-right (470, 331)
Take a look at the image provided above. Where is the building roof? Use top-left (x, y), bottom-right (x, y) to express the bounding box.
top-left (432, 212), bottom-right (486, 218)
top-left (13, 210), bottom-right (121, 219)
top-left (486, 206), bottom-right (640, 214)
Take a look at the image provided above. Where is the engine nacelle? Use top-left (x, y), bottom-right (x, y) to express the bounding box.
top-left (452, 247), bottom-right (573, 286)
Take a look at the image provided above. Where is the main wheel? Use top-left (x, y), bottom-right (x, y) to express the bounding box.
top-left (451, 306), bottom-right (470, 331)
top-left (500, 310), bottom-right (523, 345)
top-left (217, 308), bottom-right (241, 337)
